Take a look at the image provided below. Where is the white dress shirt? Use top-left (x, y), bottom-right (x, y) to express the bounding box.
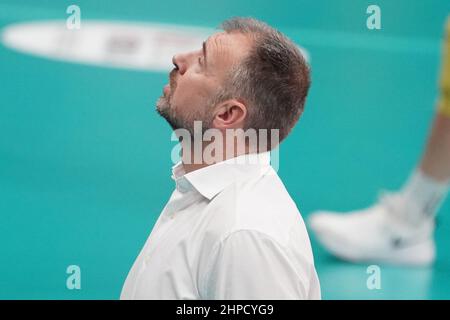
top-left (120, 152), bottom-right (321, 300)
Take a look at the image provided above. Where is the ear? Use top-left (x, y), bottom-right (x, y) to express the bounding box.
top-left (212, 99), bottom-right (247, 129)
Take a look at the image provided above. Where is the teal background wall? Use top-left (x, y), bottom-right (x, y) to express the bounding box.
top-left (1, 0), bottom-right (449, 299)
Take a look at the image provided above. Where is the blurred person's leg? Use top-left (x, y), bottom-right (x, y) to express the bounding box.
top-left (308, 19), bottom-right (450, 266)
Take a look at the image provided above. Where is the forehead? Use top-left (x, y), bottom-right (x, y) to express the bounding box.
top-left (206, 31), bottom-right (252, 68)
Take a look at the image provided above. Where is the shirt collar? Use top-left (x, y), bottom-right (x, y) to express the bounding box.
top-left (171, 152), bottom-right (272, 200)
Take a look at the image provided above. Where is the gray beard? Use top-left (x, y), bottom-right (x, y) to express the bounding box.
top-left (156, 95), bottom-right (215, 136)
top-left (156, 97), bottom-right (184, 131)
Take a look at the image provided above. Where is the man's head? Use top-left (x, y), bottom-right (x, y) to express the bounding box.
top-left (157, 17), bottom-right (310, 150)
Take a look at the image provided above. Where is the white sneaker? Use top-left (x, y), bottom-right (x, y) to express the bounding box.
top-left (308, 192), bottom-right (436, 266)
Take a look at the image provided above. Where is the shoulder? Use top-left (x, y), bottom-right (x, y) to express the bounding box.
top-left (198, 167), bottom-right (313, 262)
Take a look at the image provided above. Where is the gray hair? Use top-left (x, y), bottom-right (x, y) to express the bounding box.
top-left (213, 17), bottom-right (311, 149)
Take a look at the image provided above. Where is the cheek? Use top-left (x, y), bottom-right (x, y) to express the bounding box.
top-left (172, 77), bottom-right (215, 110)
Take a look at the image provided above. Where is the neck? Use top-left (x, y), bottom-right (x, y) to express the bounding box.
top-left (180, 141), bottom-right (249, 174)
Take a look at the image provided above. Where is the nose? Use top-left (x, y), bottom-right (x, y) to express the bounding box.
top-left (172, 53), bottom-right (187, 75)
top-left (172, 49), bottom-right (198, 75)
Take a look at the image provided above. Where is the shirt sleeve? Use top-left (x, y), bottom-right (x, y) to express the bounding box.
top-left (201, 229), bottom-right (310, 300)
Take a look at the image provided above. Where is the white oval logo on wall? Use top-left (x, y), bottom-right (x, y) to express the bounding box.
top-left (1, 21), bottom-right (212, 72)
top-left (1, 20), bottom-right (309, 72)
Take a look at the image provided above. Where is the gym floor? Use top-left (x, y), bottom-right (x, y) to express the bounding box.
top-left (1, 0), bottom-right (449, 299)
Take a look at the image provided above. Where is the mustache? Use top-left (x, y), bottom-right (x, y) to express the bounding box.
top-left (169, 68), bottom-right (177, 91)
